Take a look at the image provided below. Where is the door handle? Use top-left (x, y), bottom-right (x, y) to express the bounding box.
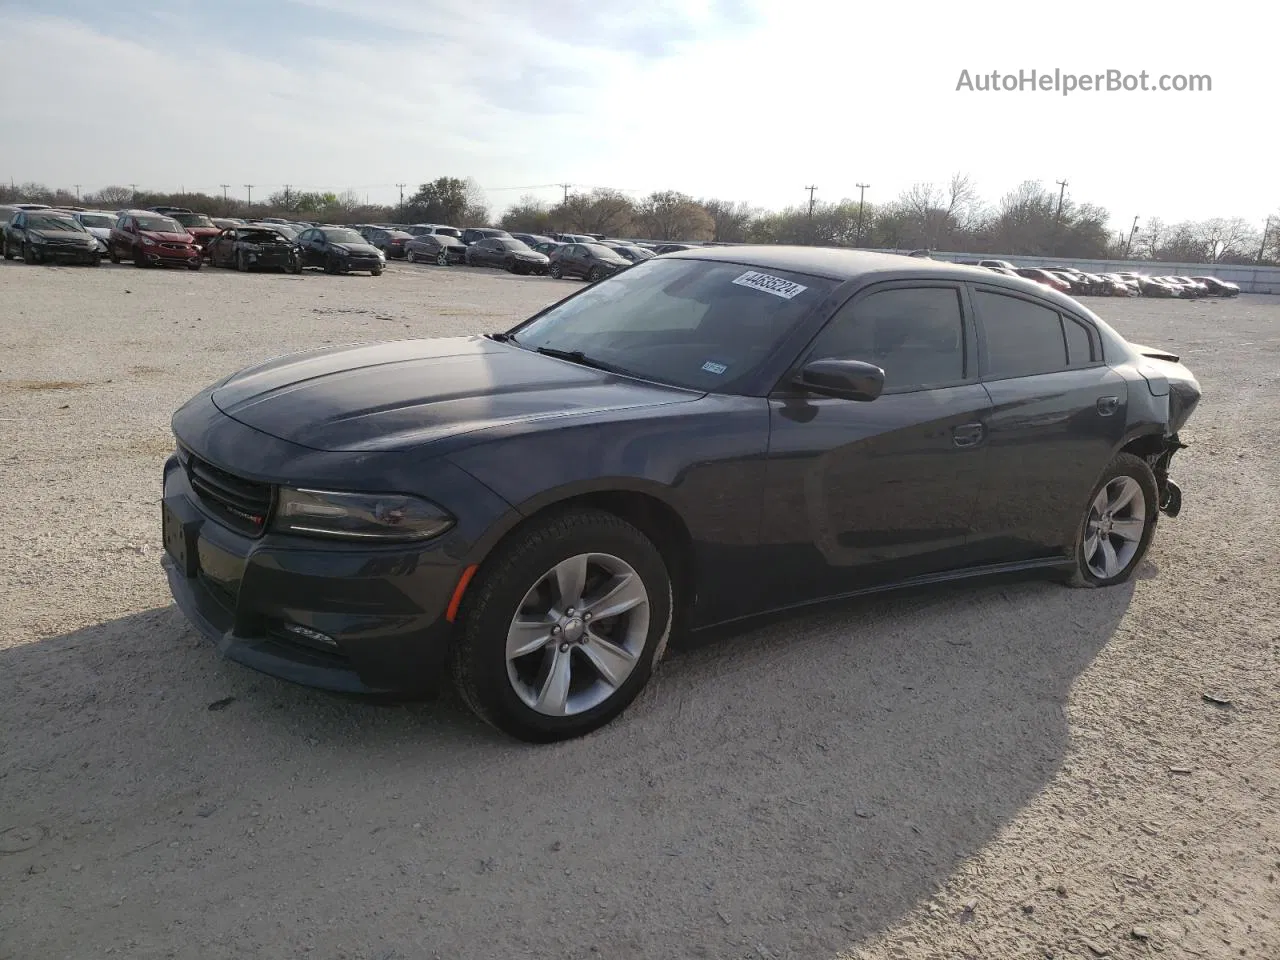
top-left (952, 422), bottom-right (985, 448)
top-left (1096, 396), bottom-right (1120, 417)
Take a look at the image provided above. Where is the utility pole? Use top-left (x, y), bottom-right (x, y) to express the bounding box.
top-left (1054, 180), bottom-right (1068, 223)
top-left (805, 185), bottom-right (818, 219)
top-left (244, 184), bottom-right (254, 209)
top-left (395, 182), bottom-right (406, 210)
top-left (130, 184), bottom-right (138, 203)
top-left (74, 184), bottom-right (81, 200)
top-left (283, 184), bottom-right (293, 208)
top-left (1124, 216), bottom-right (1140, 259)
top-left (220, 184), bottom-right (230, 204)
top-left (1258, 216), bottom-right (1273, 264)
top-left (855, 183), bottom-right (870, 246)
top-left (557, 183), bottom-right (572, 204)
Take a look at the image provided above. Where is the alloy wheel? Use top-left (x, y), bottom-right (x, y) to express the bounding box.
top-left (436, 249), bottom-right (449, 266)
top-left (1083, 476), bottom-right (1147, 579)
top-left (505, 552), bottom-right (651, 717)
top-left (406, 249), bottom-right (417, 263)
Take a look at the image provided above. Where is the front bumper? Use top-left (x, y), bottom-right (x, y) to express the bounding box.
top-left (162, 455), bottom-right (466, 693)
top-left (141, 245), bottom-right (202, 266)
top-left (244, 248), bottom-right (297, 269)
top-left (34, 243), bottom-right (100, 263)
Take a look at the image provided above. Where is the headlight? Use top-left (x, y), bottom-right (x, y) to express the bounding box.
top-left (273, 488), bottom-right (454, 542)
top-left (142, 237), bottom-right (156, 247)
top-left (334, 246), bottom-right (350, 256)
top-left (30, 234), bottom-right (47, 244)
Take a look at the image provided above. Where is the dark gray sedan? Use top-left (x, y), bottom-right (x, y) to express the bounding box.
top-left (405, 232), bottom-right (467, 265)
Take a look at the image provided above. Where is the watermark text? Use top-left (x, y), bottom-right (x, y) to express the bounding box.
top-left (956, 69), bottom-right (1211, 95)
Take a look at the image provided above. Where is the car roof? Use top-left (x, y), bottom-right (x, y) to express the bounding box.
top-left (669, 245), bottom-right (1026, 283)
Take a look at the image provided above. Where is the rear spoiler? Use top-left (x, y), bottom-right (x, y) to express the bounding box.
top-left (1128, 343), bottom-right (1180, 363)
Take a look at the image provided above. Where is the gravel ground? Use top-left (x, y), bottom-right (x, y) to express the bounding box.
top-left (1, 259), bottom-right (1277, 960)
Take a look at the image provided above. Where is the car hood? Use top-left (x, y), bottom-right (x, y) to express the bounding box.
top-left (141, 231), bottom-right (195, 243)
top-left (83, 226), bottom-right (112, 240)
top-left (333, 242), bottom-right (381, 256)
top-left (209, 336), bottom-right (700, 453)
top-left (32, 229), bottom-right (93, 241)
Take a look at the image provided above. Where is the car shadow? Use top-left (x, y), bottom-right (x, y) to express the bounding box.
top-left (0, 571), bottom-right (1134, 958)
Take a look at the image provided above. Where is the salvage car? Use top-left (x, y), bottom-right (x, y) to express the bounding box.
top-left (548, 241), bottom-right (630, 281)
top-left (405, 232), bottom-right (467, 265)
top-left (464, 236), bottom-right (551, 274)
top-left (168, 211), bottom-right (222, 251)
top-left (295, 226), bottom-right (384, 275)
top-left (2, 209), bottom-right (102, 265)
top-left (162, 247), bottom-right (1199, 742)
top-left (1190, 276), bottom-right (1239, 297)
top-left (108, 211), bottom-right (203, 269)
top-left (206, 225), bottom-right (302, 273)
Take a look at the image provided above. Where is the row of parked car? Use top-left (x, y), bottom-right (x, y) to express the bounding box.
top-left (0, 202), bottom-right (696, 282)
top-left (962, 258), bottom-right (1241, 299)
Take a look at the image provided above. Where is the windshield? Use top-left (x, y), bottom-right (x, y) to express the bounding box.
top-left (434, 227), bottom-right (462, 238)
top-left (509, 258), bottom-right (832, 393)
top-left (135, 216), bottom-right (183, 232)
top-left (78, 214), bottom-right (114, 228)
top-left (172, 213), bottom-right (214, 227)
top-left (499, 239), bottom-right (531, 251)
top-left (321, 228), bottom-right (364, 243)
top-left (269, 224), bottom-right (298, 238)
top-left (29, 216), bottom-right (86, 232)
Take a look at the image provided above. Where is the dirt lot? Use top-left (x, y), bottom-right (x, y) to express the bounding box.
top-left (1, 258), bottom-right (1277, 960)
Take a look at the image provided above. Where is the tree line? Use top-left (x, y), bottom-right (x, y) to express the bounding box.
top-left (4, 175), bottom-right (1276, 265)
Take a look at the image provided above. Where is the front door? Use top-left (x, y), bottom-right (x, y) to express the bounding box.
top-left (758, 283), bottom-right (993, 610)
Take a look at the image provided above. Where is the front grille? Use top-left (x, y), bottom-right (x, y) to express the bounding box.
top-left (182, 449), bottom-right (273, 535)
top-left (161, 242), bottom-right (190, 251)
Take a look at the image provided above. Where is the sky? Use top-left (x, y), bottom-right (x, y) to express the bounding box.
top-left (0, 0), bottom-right (1273, 232)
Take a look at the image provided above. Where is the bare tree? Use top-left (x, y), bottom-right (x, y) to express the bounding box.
top-left (700, 199), bottom-right (757, 243)
top-left (635, 191), bottom-right (714, 241)
top-left (500, 194), bottom-right (553, 233)
top-left (91, 185), bottom-right (134, 207)
top-left (1195, 217), bottom-right (1259, 262)
top-left (553, 188), bottom-right (635, 235)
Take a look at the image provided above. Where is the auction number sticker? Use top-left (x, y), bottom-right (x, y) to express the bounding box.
top-left (731, 270), bottom-right (808, 300)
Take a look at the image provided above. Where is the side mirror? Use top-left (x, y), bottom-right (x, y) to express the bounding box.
top-left (793, 359), bottom-right (885, 402)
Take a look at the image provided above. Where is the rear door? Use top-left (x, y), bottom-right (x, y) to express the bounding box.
top-left (966, 284), bottom-right (1127, 563)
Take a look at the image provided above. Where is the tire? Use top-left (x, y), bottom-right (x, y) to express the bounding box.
top-left (88, 256), bottom-right (101, 267)
top-left (548, 261), bottom-right (564, 279)
top-left (1061, 452), bottom-right (1159, 588)
top-left (108, 247), bottom-right (120, 264)
top-left (1, 238), bottom-right (11, 261)
top-left (370, 265), bottom-right (382, 276)
top-left (188, 261), bottom-right (201, 271)
top-left (406, 249), bottom-right (417, 263)
top-left (288, 257), bottom-right (302, 275)
top-left (324, 255), bottom-right (339, 275)
top-left (23, 243), bottom-right (37, 265)
top-left (451, 508), bottom-right (674, 743)
top-left (436, 249), bottom-right (450, 266)
top-left (587, 266), bottom-right (603, 283)
top-left (134, 246), bottom-right (148, 267)
top-left (236, 251), bottom-right (249, 272)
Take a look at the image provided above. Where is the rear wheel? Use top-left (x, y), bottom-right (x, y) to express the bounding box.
top-left (406, 249), bottom-right (417, 263)
top-left (1, 238), bottom-right (11, 260)
top-left (1062, 453), bottom-right (1159, 588)
top-left (451, 509), bottom-right (673, 743)
top-left (549, 261), bottom-right (564, 279)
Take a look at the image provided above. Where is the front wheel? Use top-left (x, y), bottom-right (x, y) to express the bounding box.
top-left (133, 246), bottom-right (148, 267)
top-left (1, 238), bottom-right (11, 260)
top-left (187, 261), bottom-right (202, 271)
top-left (370, 265), bottom-right (383, 276)
top-left (451, 509), bottom-right (674, 743)
top-left (587, 266), bottom-right (603, 282)
top-left (1062, 453), bottom-right (1159, 588)
top-left (436, 249), bottom-right (450, 266)
top-left (23, 243), bottom-right (37, 265)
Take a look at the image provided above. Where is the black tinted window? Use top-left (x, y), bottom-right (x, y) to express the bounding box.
top-left (976, 291), bottom-right (1067, 379)
top-left (1064, 316), bottom-right (1095, 366)
top-left (808, 286), bottom-right (966, 391)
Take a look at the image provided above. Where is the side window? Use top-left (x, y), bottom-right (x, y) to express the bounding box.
top-left (1064, 315), bottom-right (1096, 366)
top-left (808, 286), bottom-right (966, 392)
top-left (976, 291), bottom-right (1067, 379)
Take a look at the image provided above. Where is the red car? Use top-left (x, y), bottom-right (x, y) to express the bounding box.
top-left (168, 211), bottom-right (222, 252)
top-left (108, 210), bottom-right (203, 269)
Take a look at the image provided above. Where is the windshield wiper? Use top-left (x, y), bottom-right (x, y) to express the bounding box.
top-left (487, 332), bottom-right (517, 343)
top-left (535, 346), bottom-right (621, 374)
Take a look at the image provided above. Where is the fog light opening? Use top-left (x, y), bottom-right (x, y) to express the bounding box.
top-left (281, 623), bottom-right (339, 649)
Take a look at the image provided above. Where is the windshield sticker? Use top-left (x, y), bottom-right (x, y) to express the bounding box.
top-left (731, 270), bottom-right (808, 300)
top-left (700, 361), bottom-right (728, 375)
